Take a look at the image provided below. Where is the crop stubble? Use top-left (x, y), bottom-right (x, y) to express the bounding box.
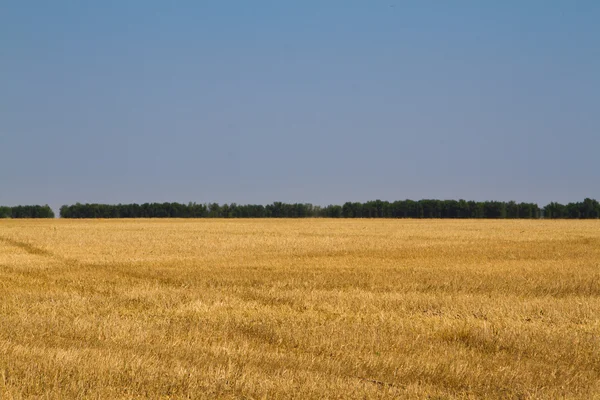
top-left (0, 219), bottom-right (599, 399)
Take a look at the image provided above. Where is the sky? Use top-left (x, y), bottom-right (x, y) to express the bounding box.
top-left (1, 1), bottom-right (599, 212)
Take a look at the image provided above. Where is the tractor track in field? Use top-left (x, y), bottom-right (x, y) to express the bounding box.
top-left (0, 235), bottom-right (80, 266)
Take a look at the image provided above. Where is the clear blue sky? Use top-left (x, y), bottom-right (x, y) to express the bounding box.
top-left (1, 1), bottom-right (598, 211)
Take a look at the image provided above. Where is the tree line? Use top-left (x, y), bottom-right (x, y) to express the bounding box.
top-left (544, 198), bottom-right (600, 219)
top-left (0, 205), bottom-right (55, 218)
top-left (56, 198), bottom-right (600, 219)
top-left (1, 199), bottom-right (597, 219)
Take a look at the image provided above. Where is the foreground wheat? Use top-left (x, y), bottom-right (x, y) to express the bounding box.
top-left (0, 219), bottom-right (599, 399)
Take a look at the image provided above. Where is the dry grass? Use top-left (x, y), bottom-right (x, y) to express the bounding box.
top-left (0, 219), bottom-right (599, 399)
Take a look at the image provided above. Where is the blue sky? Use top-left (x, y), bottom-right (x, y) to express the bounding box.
top-left (1, 1), bottom-right (598, 211)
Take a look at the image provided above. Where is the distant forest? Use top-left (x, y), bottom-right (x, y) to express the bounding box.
top-left (53, 198), bottom-right (599, 219)
top-left (1, 199), bottom-right (598, 219)
top-left (0, 205), bottom-right (55, 219)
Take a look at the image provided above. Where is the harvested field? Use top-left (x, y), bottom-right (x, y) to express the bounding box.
top-left (0, 219), bottom-right (599, 399)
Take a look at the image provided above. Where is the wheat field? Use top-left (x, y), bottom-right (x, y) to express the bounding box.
top-left (0, 219), bottom-right (599, 399)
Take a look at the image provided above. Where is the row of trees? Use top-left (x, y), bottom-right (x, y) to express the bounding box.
top-left (1, 199), bottom-right (596, 219)
top-left (0, 205), bottom-right (55, 218)
top-left (544, 198), bottom-right (600, 219)
top-left (57, 198), bottom-right (599, 219)
top-left (58, 202), bottom-right (343, 219)
top-left (340, 199), bottom-right (541, 219)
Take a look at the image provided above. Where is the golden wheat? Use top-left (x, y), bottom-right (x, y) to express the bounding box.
top-left (0, 219), bottom-right (599, 399)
